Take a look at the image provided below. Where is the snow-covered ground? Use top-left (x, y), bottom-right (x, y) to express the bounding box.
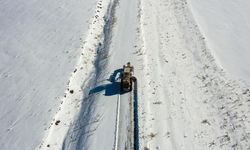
top-left (138, 0), bottom-right (250, 149)
top-left (0, 0), bottom-right (250, 150)
top-left (188, 0), bottom-right (250, 85)
top-left (0, 0), bottom-right (98, 149)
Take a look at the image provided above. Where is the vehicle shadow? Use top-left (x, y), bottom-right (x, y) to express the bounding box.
top-left (89, 68), bottom-right (125, 96)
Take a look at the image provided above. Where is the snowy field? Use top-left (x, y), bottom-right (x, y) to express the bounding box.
top-left (0, 0), bottom-right (98, 149)
top-left (188, 0), bottom-right (250, 85)
top-left (0, 0), bottom-right (250, 150)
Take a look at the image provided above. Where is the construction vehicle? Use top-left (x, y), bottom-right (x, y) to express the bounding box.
top-left (121, 62), bottom-right (134, 92)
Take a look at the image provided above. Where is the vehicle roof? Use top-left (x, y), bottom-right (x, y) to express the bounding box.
top-left (124, 67), bottom-right (131, 73)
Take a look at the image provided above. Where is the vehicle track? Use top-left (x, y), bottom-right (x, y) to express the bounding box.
top-left (113, 75), bottom-right (139, 150)
top-left (132, 77), bottom-right (139, 150)
top-left (114, 94), bottom-right (121, 150)
top-left (114, 89), bottom-right (134, 150)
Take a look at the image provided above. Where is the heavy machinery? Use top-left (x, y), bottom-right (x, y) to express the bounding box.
top-left (121, 62), bottom-right (134, 92)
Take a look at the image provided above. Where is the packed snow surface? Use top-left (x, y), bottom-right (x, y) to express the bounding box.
top-left (0, 0), bottom-right (250, 150)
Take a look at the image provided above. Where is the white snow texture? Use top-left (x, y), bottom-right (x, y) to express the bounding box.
top-left (0, 0), bottom-right (249, 150)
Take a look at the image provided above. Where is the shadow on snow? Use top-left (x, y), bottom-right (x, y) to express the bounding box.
top-left (89, 68), bottom-right (128, 96)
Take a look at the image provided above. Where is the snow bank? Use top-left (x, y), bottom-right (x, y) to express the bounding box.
top-left (188, 0), bottom-right (250, 85)
top-left (0, 0), bottom-right (97, 149)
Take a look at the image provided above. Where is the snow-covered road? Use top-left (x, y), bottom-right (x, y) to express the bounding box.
top-left (40, 0), bottom-right (139, 149)
top-left (1, 0), bottom-right (250, 149)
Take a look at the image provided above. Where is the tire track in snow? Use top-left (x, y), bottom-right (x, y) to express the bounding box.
top-left (133, 77), bottom-right (140, 150)
top-left (114, 94), bottom-right (120, 150)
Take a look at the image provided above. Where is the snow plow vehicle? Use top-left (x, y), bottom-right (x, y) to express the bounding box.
top-left (121, 62), bottom-right (134, 92)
